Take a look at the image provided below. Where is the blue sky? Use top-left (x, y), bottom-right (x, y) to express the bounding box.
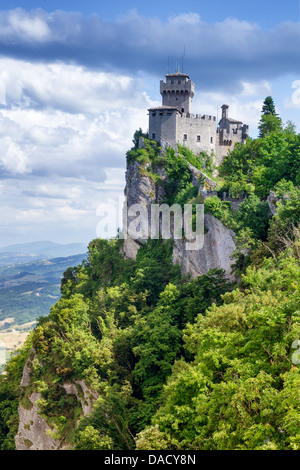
top-left (0, 0), bottom-right (299, 25)
top-left (0, 1), bottom-right (299, 248)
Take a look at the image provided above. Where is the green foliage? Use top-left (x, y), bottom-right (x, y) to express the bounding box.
top-left (132, 128), bottom-right (148, 149)
top-left (258, 97), bottom-right (282, 138)
top-left (134, 239), bottom-right (182, 305)
top-left (126, 137), bottom-right (202, 207)
top-left (177, 144), bottom-right (204, 170)
top-left (0, 336), bottom-right (33, 449)
top-left (219, 125), bottom-right (300, 198)
top-left (162, 147), bottom-right (194, 205)
top-left (126, 138), bottom-right (161, 167)
top-left (2, 126), bottom-right (300, 451)
top-left (204, 196), bottom-right (234, 228)
top-left (234, 194), bottom-right (270, 240)
top-left (75, 425), bottom-right (114, 450)
top-left (137, 255), bottom-right (300, 450)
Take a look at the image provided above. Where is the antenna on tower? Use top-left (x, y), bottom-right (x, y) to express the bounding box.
top-left (167, 56), bottom-right (170, 74)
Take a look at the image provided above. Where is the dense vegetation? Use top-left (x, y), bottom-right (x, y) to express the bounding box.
top-left (0, 98), bottom-right (300, 450)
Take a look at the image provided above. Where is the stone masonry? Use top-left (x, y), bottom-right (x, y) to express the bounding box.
top-left (148, 70), bottom-right (249, 165)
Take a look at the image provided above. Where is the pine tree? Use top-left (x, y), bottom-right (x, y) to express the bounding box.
top-left (261, 96), bottom-right (277, 115)
top-left (258, 96), bottom-right (282, 138)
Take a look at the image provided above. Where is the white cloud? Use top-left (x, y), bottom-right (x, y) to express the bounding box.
top-left (168, 12), bottom-right (201, 25)
top-left (8, 9), bottom-right (50, 41)
top-left (0, 57), bottom-right (150, 245)
top-left (0, 8), bottom-right (51, 42)
top-left (240, 80), bottom-right (272, 97)
top-left (0, 58), bottom-right (150, 180)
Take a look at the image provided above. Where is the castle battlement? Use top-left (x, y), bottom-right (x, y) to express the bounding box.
top-left (148, 71), bottom-right (248, 165)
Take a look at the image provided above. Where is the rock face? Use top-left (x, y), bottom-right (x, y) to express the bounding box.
top-left (267, 190), bottom-right (279, 216)
top-left (15, 391), bottom-right (64, 451)
top-left (122, 157), bottom-right (236, 279)
top-left (15, 348), bottom-right (98, 450)
top-left (173, 213), bottom-right (236, 279)
top-left (122, 159), bottom-right (166, 260)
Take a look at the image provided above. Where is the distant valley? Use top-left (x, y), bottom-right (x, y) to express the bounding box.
top-left (0, 241), bottom-right (88, 370)
top-left (0, 240), bottom-right (88, 266)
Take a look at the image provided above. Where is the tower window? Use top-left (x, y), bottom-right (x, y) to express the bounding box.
top-left (183, 134), bottom-right (188, 141)
top-left (197, 135), bottom-right (201, 142)
top-left (210, 137), bottom-right (213, 143)
top-left (152, 133), bottom-right (156, 139)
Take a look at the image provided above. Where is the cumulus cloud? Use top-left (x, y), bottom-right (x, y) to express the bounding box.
top-left (0, 9), bottom-right (298, 91)
top-left (0, 58), bottom-right (150, 181)
top-left (0, 55), bottom-right (149, 245)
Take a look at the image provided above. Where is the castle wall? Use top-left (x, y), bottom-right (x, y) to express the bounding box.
top-left (176, 114), bottom-right (216, 155)
top-left (148, 108), bottom-right (177, 145)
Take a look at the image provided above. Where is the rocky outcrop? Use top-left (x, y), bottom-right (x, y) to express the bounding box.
top-left (173, 213), bottom-right (236, 279)
top-left (15, 391), bottom-right (65, 450)
top-left (15, 348), bottom-right (98, 450)
top-left (122, 158), bottom-right (236, 279)
top-left (122, 159), bottom-right (166, 260)
top-left (267, 190), bottom-right (279, 216)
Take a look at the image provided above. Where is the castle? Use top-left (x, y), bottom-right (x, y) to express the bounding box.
top-left (148, 70), bottom-right (249, 164)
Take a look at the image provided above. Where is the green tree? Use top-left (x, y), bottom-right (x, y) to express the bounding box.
top-left (262, 96), bottom-right (277, 115)
top-left (132, 128), bottom-right (148, 148)
top-left (258, 97), bottom-right (282, 138)
top-left (136, 254), bottom-right (300, 450)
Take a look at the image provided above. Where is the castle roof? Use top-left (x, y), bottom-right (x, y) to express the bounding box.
top-left (228, 118), bottom-right (243, 124)
top-left (166, 71), bottom-right (190, 79)
top-left (148, 105), bottom-right (179, 112)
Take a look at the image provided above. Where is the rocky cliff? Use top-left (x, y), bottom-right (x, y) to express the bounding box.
top-left (15, 348), bottom-right (98, 450)
top-left (122, 147), bottom-right (236, 280)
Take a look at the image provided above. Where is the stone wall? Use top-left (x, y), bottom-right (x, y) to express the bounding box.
top-left (176, 113), bottom-right (217, 155)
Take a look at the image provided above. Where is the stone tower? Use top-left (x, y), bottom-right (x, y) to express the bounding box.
top-left (160, 70), bottom-right (195, 114)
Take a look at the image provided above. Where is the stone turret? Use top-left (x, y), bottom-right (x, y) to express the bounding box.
top-left (160, 70), bottom-right (194, 114)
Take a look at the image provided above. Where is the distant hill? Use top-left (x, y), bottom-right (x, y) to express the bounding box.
top-left (0, 252), bottom-right (87, 326)
top-left (0, 241), bottom-right (88, 266)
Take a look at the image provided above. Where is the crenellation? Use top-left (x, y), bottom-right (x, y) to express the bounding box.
top-left (148, 70), bottom-right (248, 165)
